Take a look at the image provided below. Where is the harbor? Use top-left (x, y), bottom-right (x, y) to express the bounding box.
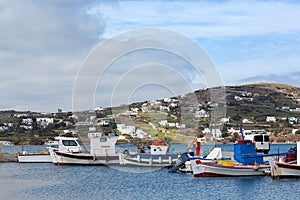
top-left (1, 139), bottom-right (299, 199)
top-left (1, 152), bottom-right (299, 200)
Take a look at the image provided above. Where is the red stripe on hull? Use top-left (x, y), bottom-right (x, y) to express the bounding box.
top-left (194, 172), bottom-right (265, 177)
top-left (276, 162), bottom-right (300, 170)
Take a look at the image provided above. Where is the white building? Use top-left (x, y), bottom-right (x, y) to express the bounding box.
top-left (195, 109), bottom-right (209, 118)
top-left (220, 117), bottom-right (230, 124)
top-left (4, 123), bottom-right (13, 127)
top-left (159, 120), bottom-right (168, 126)
top-left (117, 124), bottom-right (136, 135)
top-left (266, 116), bottom-right (276, 122)
top-left (211, 129), bottom-right (222, 139)
top-left (20, 125), bottom-right (32, 130)
top-left (0, 126), bottom-right (9, 132)
top-left (203, 128), bottom-right (211, 134)
top-left (289, 117), bottom-right (298, 124)
top-left (22, 118), bottom-right (33, 125)
top-left (242, 118), bottom-right (253, 124)
top-left (234, 96), bottom-right (243, 101)
top-left (160, 105), bottom-right (170, 112)
top-left (36, 118), bottom-right (54, 125)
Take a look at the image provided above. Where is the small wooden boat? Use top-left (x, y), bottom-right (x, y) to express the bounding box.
top-left (269, 141), bottom-right (300, 178)
top-left (18, 140), bottom-right (52, 163)
top-left (17, 149), bottom-right (52, 163)
top-left (190, 159), bottom-right (270, 177)
top-left (119, 140), bottom-right (179, 167)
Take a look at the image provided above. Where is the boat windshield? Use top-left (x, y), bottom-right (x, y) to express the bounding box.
top-left (254, 135), bottom-right (263, 142)
top-left (264, 135), bottom-right (269, 142)
top-left (76, 140), bottom-right (83, 146)
top-left (62, 140), bottom-right (78, 146)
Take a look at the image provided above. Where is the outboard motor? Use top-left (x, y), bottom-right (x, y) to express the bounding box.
top-left (170, 152), bottom-right (189, 172)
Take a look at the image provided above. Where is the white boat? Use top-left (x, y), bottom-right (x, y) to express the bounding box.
top-left (269, 141), bottom-right (300, 178)
top-left (17, 150), bottom-right (52, 163)
top-left (119, 140), bottom-right (179, 167)
top-left (44, 140), bottom-right (59, 146)
top-left (190, 159), bottom-right (270, 177)
top-left (0, 141), bottom-right (14, 146)
top-left (18, 138), bottom-right (61, 163)
top-left (49, 132), bottom-right (119, 166)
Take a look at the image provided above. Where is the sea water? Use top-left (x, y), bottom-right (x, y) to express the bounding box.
top-left (0, 144), bottom-right (299, 200)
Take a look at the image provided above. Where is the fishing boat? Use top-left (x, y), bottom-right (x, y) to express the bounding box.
top-left (170, 140), bottom-right (231, 173)
top-left (18, 136), bottom-right (72, 163)
top-left (18, 138), bottom-right (54, 163)
top-left (17, 149), bottom-right (52, 163)
top-left (190, 159), bottom-right (270, 177)
top-left (119, 140), bottom-right (179, 167)
top-left (190, 138), bottom-right (271, 177)
top-left (48, 132), bottom-right (119, 166)
top-left (269, 141), bottom-right (300, 178)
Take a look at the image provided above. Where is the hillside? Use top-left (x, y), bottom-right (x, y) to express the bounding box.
top-left (224, 83), bottom-right (300, 122)
top-left (1, 82), bottom-right (300, 144)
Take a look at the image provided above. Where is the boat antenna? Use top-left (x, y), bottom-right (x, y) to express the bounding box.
top-left (164, 132), bottom-right (168, 144)
top-left (239, 125), bottom-right (245, 140)
top-left (75, 131), bottom-right (89, 153)
top-left (109, 121), bottom-right (118, 136)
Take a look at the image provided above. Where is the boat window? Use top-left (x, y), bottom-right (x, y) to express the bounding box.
top-left (264, 135), bottom-right (269, 142)
top-left (254, 135), bottom-right (263, 142)
top-left (100, 137), bottom-right (107, 142)
top-left (62, 140), bottom-right (78, 146)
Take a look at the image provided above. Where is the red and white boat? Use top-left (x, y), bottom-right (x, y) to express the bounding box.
top-left (190, 159), bottom-right (270, 177)
top-left (190, 138), bottom-right (271, 177)
top-left (269, 141), bottom-right (300, 178)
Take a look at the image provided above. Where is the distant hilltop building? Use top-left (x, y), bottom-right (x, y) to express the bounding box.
top-left (266, 116), bottom-right (276, 122)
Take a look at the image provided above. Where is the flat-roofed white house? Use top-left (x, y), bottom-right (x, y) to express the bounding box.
top-left (266, 116), bottom-right (276, 122)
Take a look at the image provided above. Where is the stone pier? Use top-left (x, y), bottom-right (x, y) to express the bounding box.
top-left (0, 153), bottom-right (18, 162)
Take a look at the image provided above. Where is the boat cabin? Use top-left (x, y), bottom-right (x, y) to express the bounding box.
top-left (55, 136), bottom-right (84, 153)
top-left (88, 132), bottom-right (118, 156)
top-left (150, 141), bottom-right (169, 155)
top-left (234, 139), bottom-right (264, 165)
top-left (243, 130), bottom-right (270, 154)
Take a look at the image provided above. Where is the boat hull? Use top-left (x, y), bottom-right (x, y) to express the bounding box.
top-left (270, 160), bottom-right (300, 178)
top-left (119, 153), bottom-right (179, 167)
top-left (18, 154), bottom-right (52, 163)
top-left (49, 149), bottom-right (119, 166)
top-left (190, 160), bottom-right (269, 177)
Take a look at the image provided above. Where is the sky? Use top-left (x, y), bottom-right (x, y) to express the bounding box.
top-left (1, 0), bottom-right (300, 112)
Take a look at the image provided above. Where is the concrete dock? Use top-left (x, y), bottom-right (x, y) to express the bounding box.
top-left (0, 153), bottom-right (18, 162)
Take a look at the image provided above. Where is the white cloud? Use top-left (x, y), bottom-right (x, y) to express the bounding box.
top-left (99, 0), bottom-right (300, 38)
top-left (0, 0), bottom-right (112, 112)
top-left (1, 0), bottom-right (300, 112)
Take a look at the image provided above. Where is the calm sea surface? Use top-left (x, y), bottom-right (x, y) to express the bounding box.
top-left (1, 144), bottom-right (299, 200)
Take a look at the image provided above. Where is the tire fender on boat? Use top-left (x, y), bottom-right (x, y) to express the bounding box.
top-left (123, 150), bottom-right (129, 155)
